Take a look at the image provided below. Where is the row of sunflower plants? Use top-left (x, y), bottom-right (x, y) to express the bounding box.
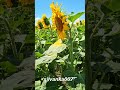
top-left (35, 2), bottom-right (85, 90)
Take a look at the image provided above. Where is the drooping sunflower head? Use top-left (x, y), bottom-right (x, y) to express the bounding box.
top-left (37, 19), bottom-right (43, 29)
top-left (50, 2), bottom-right (69, 40)
top-left (41, 14), bottom-right (50, 29)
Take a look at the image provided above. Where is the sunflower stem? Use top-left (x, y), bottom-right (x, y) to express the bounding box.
top-left (50, 25), bottom-right (53, 38)
top-left (0, 16), bottom-right (18, 60)
top-left (69, 23), bottom-right (74, 70)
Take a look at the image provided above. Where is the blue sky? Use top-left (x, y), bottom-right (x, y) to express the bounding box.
top-left (35, 0), bottom-right (85, 22)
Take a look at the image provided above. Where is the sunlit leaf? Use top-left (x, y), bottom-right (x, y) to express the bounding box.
top-left (44, 39), bottom-right (66, 55)
top-left (35, 53), bottom-right (57, 68)
top-left (56, 55), bottom-right (69, 63)
top-left (35, 80), bottom-right (47, 90)
top-left (68, 12), bottom-right (85, 23)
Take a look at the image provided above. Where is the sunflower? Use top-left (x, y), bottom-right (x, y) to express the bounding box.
top-left (37, 19), bottom-right (43, 29)
top-left (81, 20), bottom-right (85, 26)
top-left (50, 2), bottom-right (69, 40)
top-left (41, 14), bottom-right (50, 29)
top-left (6, 0), bottom-right (13, 8)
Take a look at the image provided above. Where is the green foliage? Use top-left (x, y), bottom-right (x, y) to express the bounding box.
top-left (0, 1), bottom-right (34, 89)
top-left (87, 0), bottom-right (120, 89)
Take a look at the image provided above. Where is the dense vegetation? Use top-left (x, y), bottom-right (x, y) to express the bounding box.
top-left (86, 0), bottom-right (120, 89)
top-left (0, 0), bottom-right (34, 89)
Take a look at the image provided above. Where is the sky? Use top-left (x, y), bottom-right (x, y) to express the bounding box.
top-left (35, 0), bottom-right (85, 23)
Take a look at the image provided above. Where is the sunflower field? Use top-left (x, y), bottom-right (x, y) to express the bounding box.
top-left (35, 2), bottom-right (85, 90)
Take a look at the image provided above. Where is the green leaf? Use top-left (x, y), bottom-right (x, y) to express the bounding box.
top-left (35, 40), bottom-right (66, 67)
top-left (104, 0), bottom-right (120, 11)
top-left (35, 53), bottom-right (57, 68)
top-left (35, 80), bottom-right (47, 90)
top-left (35, 80), bottom-right (48, 90)
top-left (0, 70), bottom-right (34, 90)
top-left (25, 33), bottom-right (34, 43)
top-left (77, 26), bottom-right (85, 31)
top-left (75, 72), bottom-right (85, 84)
top-left (35, 80), bottom-right (41, 89)
top-left (56, 55), bottom-right (69, 63)
top-left (0, 61), bottom-right (17, 74)
top-left (63, 70), bottom-right (76, 77)
top-left (0, 6), bottom-right (4, 14)
top-left (80, 35), bottom-right (85, 41)
top-left (35, 52), bottom-right (43, 58)
top-left (68, 12), bottom-right (85, 23)
top-left (44, 43), bottom-right (66, 55)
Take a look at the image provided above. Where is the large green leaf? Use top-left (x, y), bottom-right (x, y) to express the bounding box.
top-left (68, 12), bottom-right (85, 23)
top-left (35, 53), bottom-right (57, 68)
top-left (104, 0), bottom-right (120, 11)
top-left (0, 61), bottom-right (17, 74)
top-left (35, 40), bottom-right (67, 68)
top-left (0, 70), bottom-right (34, 90)
top-left (44, 42), bottom-right (66, 55)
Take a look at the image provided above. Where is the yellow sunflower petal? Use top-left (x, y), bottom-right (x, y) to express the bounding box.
top-left (58, 30), bottom-right (66, 40)
top-left (63, 24), bottom-right (69, 30)
top-left (53, 39), bottom-right (62, 46)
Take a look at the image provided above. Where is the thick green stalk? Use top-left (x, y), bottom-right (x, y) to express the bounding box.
top-left (1, 16), bottom-right (18, 60)
top-left (49, 25), bottom-right (53, 38)
top-left (69, 23), bottom-right (74, 69)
